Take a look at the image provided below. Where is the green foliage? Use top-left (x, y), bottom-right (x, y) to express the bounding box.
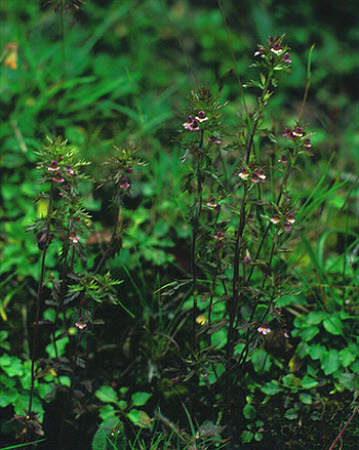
top-left (1, 1), bottom-right (358, 449)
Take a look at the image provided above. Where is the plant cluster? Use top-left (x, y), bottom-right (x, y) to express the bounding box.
top-left (1, 3), bottom-right (359, 450)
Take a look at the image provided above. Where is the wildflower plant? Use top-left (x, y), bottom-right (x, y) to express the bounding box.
top-left (23, 138), bottom-right (136, 437)
top-left (177, 35), bottom-right (314, 405)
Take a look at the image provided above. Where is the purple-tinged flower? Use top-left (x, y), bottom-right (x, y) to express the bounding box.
top-left (242, 249), bottom-right (251, 264)
top-left (183, 115), bottom-right (200, 131)
top-left (119, 177), bottom-right (130, 189)
top-left (271, 213), bottom-right (280, 225)
top-left (67, 164), bottom-right (74, 177)
top-left (59, 184), bottom-right (70, 196)
top-left (69, 231), bottom-right (80, 244)
top-left (303, 138), bottom-right (312, 148)
top-left (278, 154), bottom-right (288, 164)
top-left (75, 317), bottom-right (87, 330)
top-left (207, 197), bottom-right (220, 210)
top-left (247, 212), bottom-right (256, 222)
top-left (275, 306), bottom-right (282, 315)
top-left (270, 43), bottom-right (284, 55)
top-left (239, 167), bottom-right (249, 179)
top-left (251, 172), bottom-right (260, 183)
top-left (283, 222), bottom-right (292, 232)
top-left (282, 52), bottom-right (292, 63)
top-left (214, 231), bottom-right (224, 247)
top-left (257, 322), bottom-right (271, 335)
top-left (286, 213), bottom-right (295, 224)
top-left (208, 135), bottom-right (221, 144)
top-left (52, 171), bottom-right (65, 183)
top-left (254, 47), bottom-right (265, 57)
top-left (256, 168), bottom-right (266, 180)
top-left (292, 126), bottom-right (304, 138)
top-left (214, 231), bottom-right (224, 241)
top-left (283, 128), bottom-right (293, 140)
top-left (48, 160), bottom-right (60, 171)
top-left (195, 110), bottom-right (208, 122)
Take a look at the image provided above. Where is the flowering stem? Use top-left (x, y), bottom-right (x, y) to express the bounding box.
top-left (225, 185), bottom-right (248, 393)
top-left (191, 129), bottom-right (204, 353)
top-left (245, 69), bottom-right (273, 164)
top-left (28, 184), bottom-right (54, 414)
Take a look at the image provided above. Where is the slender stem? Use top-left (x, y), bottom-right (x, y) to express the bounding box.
top-left (93, 201), bottom-right (121, 276)
top-left (245, 70), bottom-right (273, 164)
top-left (225, 185), bottom-right (248, 398)
top-left (191, 129), bottom-right (204, 353)
top-left (28, 184), bottom-right (54, 414)
top-left (328, 404), bottom-right (359, 450)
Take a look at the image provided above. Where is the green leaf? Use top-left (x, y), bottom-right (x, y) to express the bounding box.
top-left (99, 404), bottom-right (116, 421)
top-left (323, 316), bottom-right (343, 336)
top-left (299, 393), bottom-right (312, 404)
top-left (301, 375), bottom-right (318, 389)
top-left (243, 403), bottom-right (256, 420)
top-left (126, 409), bottom-right (152, 428)
top-left (95, 386), bottom-right (119, 404)
top-left (241, 430), bottom-right (253, 443)
top-left (340, 348), bottom-right (356, 367)
top-left (306, 311), bottom-right (326, 325)
top-left (261, 381), bottom-right (281, 395)
top-left (321, 349), bottom-right (340, 375)
top-left (0, 389), bottom-right (18, 407)
top-left (308, 344), bottom-right (326, 360)
top-left (300, 327), bottom-right (320, 342)
top-left (131, 392), bottom-right (152, 407)
top-left (251, 349), bottom-right (272, 372)
top-left (284, 408), bottom-right (298, 420)
top-left (0, 354), bottom-right (24, 377)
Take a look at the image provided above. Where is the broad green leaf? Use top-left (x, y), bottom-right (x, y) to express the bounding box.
top-left (95, 386), bottom-right (119, 404)
top-left (323, 317), bottom-right (343, 335)
top-left (261, 382), bottom-right (281, 395)
top-left (321, 349), bottom-right (340, 375)
top-left (340, 348), bottom-right (356, 367)
top-left (301, 375), bottom-right (318, 389)
top-left (308, 344), bottom-right (326, 360)
top-left (241, 430), bottom-right (253, 443)
top-left (251, 349), bottom-right (272, 372)
top-left (243, 403), bottom-right (256, 420)
top-left (299, 393), bottom-right (312, 404)
top-left (126, 409), bottom-right (151, 428)
top-left (99, 404), bottom-right (116, 421)
top-left (0, 354), bottom-right (24, 377)
top-left (300, 327), bottom-right (320, 342)
top-left (131, 392), bottom-right (152, 407)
